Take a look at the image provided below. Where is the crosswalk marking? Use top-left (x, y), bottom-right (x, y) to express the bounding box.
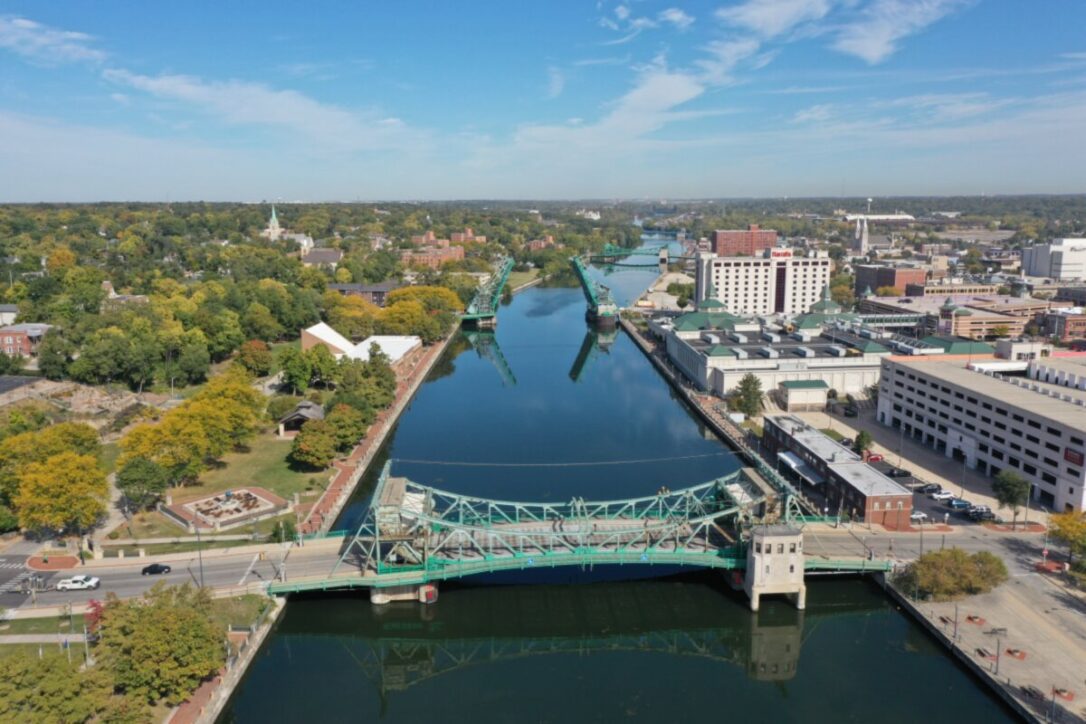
top-left (0, 571), bottom-right (30, 594)
top-left (0, 562), bottom-right (26, 570)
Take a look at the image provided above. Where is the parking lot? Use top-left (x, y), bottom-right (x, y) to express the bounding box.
top-left (794, 407), bottom-right (1050, 530)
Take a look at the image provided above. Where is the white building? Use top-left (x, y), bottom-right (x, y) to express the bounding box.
top-left (300, 322), bottom-right (421, 366)
top-left (876, 356), bottom-right (1086, 512)
top-left (1022, 239), bottom-right (1086, 281)
top-left (694, 248), bottom-right (832, 316)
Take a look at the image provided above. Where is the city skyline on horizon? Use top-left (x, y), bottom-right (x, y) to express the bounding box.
top-left (1, 1), bottom-right (1085, 202)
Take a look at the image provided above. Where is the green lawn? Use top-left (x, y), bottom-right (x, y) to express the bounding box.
top-left (107, 508), bottom-right (303, 543)
top-left (178, 431), bottom-right (329, 504)
top-left (0, 644), bottom-right (73, 660)
top-left (742, 419), bottom-right (763, 438)
top-left (507, 268), bottom-right (540, 290)
top-left (0, 616), bottom-right (79, 635)
top-left (819, 428), bottom-right (845, 441)
top-left (209, 594), bottom-right (272, 629)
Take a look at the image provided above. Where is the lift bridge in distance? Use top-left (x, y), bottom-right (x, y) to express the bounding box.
top-left (267, 461), bottom-right (889, 603)
top-left (461, 256), bottom-right (515, 327)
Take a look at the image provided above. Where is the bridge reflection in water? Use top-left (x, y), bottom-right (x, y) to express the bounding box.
top-left (273, 580), bottom-right (883, 711)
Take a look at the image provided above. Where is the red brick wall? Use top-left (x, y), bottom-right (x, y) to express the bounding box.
top-left (711, 225), bottom-right (778, 256)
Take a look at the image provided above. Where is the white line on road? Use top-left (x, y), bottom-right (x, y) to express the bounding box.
top-left (238, 554), bottom-right (261, 585)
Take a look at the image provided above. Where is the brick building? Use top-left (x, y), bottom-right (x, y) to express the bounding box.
top-left (854, 265), bottom-right (929, 295)
top-left (763, 415), bottom-right (912, 528)
top-left (400, 244), bottom-right (465, 269)
top-left (711, 225), bottom-right (778, 256)
top-left (0, 323), bottom-right (53, 357)
top-left (1042, 309), bottom-right (1086, 342)
top-left (327, 281), bottom-right (402, 307)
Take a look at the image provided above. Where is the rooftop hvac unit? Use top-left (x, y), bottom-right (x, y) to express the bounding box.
top-left (730, 333), bottom-right (748, 344)
top-left (760, 347), bottom-right (779, 359)
top-left (734, 348), bottom-right (749, 359)
top-left (795, 347), bottom-right (815, 358)
top-left (827, 345), bottom-right (847, 357)
top-left (701, 333), bottom-right (721, 344)
top-left (791, 331), bottom-right (813, 342)
top-left (762, 332), bottom-right (781, 343)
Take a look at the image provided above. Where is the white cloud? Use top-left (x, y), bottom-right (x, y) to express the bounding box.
top-left (883, 92), bottom-right (1013, 120)
top-left (1061, 52), bottom-right (1086, 61)
top-left (546, 66), bottom-right (565, 99)
top-left (615, 5), bottom-right (631, 20)
top-left (833, 0), bottom-right (969, 64)
top-left (791, 103), bottom-right (833, 123)
top-left (716, 0), bottom-right (833, 38)
top-left (695, 38), bottom-right (761, 84)
top-left (573, 55), bottom-right (631, 67)
top-left (602, 17), bottom-right (658, 45)
top-left (658, 8), bottom-right (695, 30)
top-left (103, 68), bottom-right (413, 151)
top-left (0, 16), bottom-right (106, 65)
top-left (109, 92), bottom-right (129, 105)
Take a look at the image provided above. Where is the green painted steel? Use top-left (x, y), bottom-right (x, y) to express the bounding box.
top-left (569, 256), bottom-right (619, 319)
top-left (462, 256), bottom-right (515, 321)
top-left (465, 330), bottom-right (516, 386)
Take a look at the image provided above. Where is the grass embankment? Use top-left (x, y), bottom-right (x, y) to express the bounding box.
top-left (507, 269), bottom-right (540, 290)
top-left (819, 428), bottom-right (844, 441)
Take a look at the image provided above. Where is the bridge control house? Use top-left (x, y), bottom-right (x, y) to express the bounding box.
top-left (763, 415), bottom-right (912, 529)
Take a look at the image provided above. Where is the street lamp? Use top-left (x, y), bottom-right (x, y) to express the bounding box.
top-left (194, 524), bottom-right (205, 588)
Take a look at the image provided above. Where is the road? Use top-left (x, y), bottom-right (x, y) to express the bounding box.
top-left (4, 541), bottom-right (349, 611)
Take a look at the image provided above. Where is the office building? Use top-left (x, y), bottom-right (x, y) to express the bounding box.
top-left (1022, 239), bottom-right (1086, 281)
top-left (876, 356), bottom-right (1086, 512)
top-left (854, 264), bottom-right (928, 296)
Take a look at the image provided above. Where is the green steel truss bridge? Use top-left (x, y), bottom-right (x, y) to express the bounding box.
top-left (464, 330), bottom-right (516, 387)
top-left (570, 255), bottom-right (619, 324)
top-left (461, 256), bottom-right (515, 324)
top-left (589, 243), bottom-right (694, 268)
top-left (270, 463), bottom-right (771, 594)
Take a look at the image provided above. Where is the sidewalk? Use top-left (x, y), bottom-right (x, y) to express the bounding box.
top-left (0, 633), bottom-right (86, 645)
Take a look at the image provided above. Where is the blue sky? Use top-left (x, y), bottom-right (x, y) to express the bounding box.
top-left (1, 0), bottom-right (1085, 201)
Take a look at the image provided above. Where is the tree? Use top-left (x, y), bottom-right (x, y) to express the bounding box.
top-left (176, 331), bottom-right (211, 385)
top-left (325, 404), bottom-right (368, 451)
top-left (305, 344), bottom-right (339, 388)
top-left (241, 302), bottom-right (284, 341)
top-left (0, 651), bottom-right (113, 723)
top-left (116, 458), bottom-right (170, 511)
top-left (853, 430), bottom-right (873, 455)
top-left (1049, 511), bottom-right (1086, 562)
top-left (990, 324), bottom-right (1010, 338)
top-left (0, 422), bottom-right (100, 504)
top-left (895, 548), bottom-right (1008, 600)
top-left (278, 346), bottom-right (312, 395)
top-left (992, 470), bottom-right (1031, 528)
top-left (289, 419), bottom-right (338, 469)
top-left (734, 373), bottom-right (763, 417)
top-left (866, 382), bottom-right (879, 403)
top-left (0, 351), bottom-right (23, 376)
top-left (15, 452), bottom-right (108, 534)
top-left (268, 517), bottom-right (297, 543)
top-left (36, 331), bottom-right (73, 380)
top-left (97, 584), bottom-right (226, 705)
top-left (875, 286), bottom-right (903, 297)
top-left (236, 339), bottom-right (274, 376)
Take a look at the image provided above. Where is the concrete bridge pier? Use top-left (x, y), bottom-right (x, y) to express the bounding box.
top-left (370, 583), bottom-right (439, 606)
top-left (744, 525), bottom-right (807, 612)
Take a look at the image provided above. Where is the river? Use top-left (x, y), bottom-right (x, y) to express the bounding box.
top-left (219, 252), bottom-right (1014, 723)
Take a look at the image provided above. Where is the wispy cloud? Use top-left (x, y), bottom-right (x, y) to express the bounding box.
top-left (716, 0), bottom-right (833, 38)
top-left (0, 16), bottom-right (106, 65)
top-left (791, 103), bottom-right (833, 123)
top-left (546, 66), bottom-right (565, 99)
top-left (658, 8), bottom-right (695, 30)
top-left (103, 68), bottom-right (413, 151)
top-left (833, 0), bottom-right (970, 64)
top-left (695, 39), bottom-right (761, 84)
top-left (573, 55), bottom-right (631, 67)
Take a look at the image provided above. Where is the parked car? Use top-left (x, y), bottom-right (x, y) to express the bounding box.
top-left (909, 511), bottom-right (929, 524)
top-left (840, 438), bottom-right (854, 448)
top-left (931, 490), bottom-right (954, 501)
top-left (887, 468), bottom-right (912, 478)
top-left (141, 563), bottom-right (172, 576)
top-left (56, 575), bottom-right (100, 591)
top-left (843, 407), bottom-right (859, 417)
top-left (967, 505), bottom-right (991, 514)
top-left (968, 509), bottom-right (998, 522)
top-left (867, 454), bottom-right (884, 462)
top-left (948, 498), bottom-right (972, 510)
top-left (917, 483), bottom-right (942, 494)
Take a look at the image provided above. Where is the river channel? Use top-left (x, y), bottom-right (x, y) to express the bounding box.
top-left (220, 252), bottom-right (1014, 723)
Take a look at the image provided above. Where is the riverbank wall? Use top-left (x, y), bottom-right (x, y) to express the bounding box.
top-left (300, 330), bottom-right (454, 534)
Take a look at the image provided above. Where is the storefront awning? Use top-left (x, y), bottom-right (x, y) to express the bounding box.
top-left (777, 451), bottom-right (825, 485)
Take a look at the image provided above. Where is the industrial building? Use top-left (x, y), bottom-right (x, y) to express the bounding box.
top-left (875, 356), bottom-right (1086, 512)
top-left (1021, 239), bottom-right (1086, 281)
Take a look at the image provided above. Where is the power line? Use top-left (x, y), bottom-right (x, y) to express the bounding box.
top-left (390, 453), bottom-right (734, 468)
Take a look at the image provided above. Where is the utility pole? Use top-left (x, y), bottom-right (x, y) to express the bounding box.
top-left (195, 524), bottom-right (205, 588)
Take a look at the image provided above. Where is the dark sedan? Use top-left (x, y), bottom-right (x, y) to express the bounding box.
top-left (141, 563), bottom-right (172, 576)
